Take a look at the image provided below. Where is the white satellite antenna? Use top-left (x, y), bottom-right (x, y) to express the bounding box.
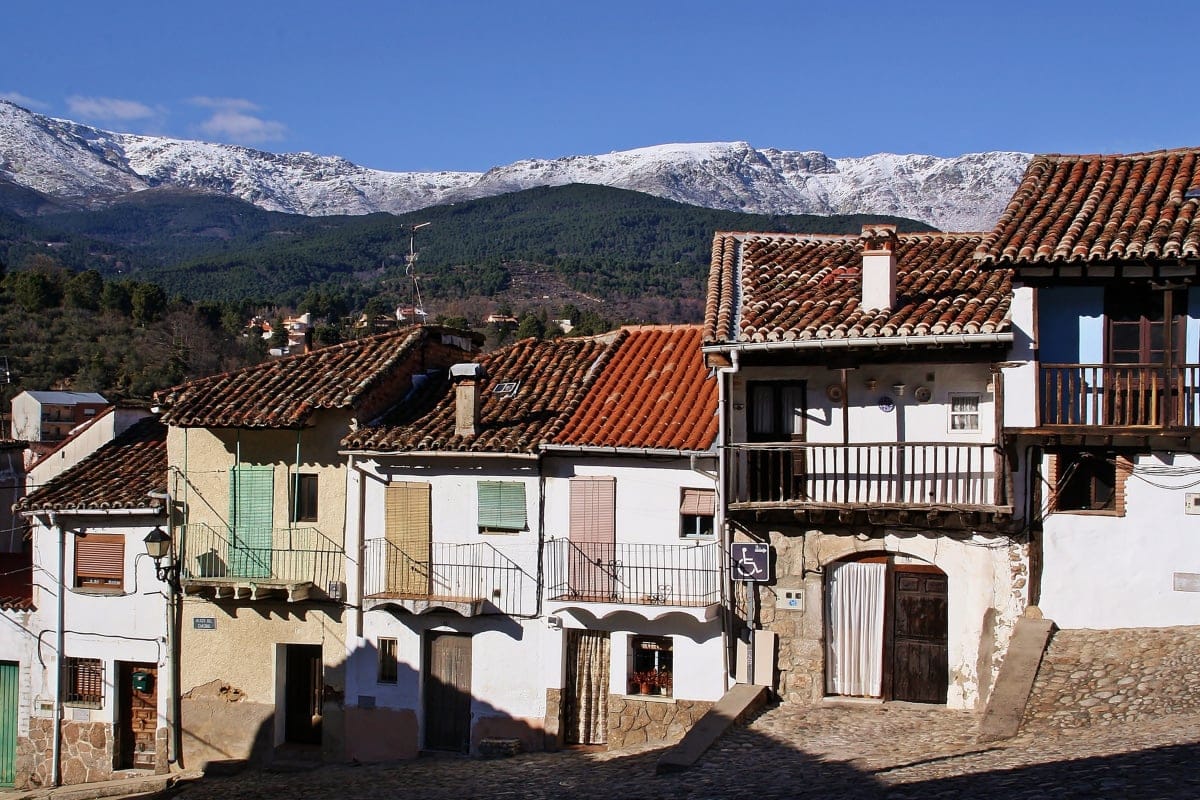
top-left (405, 222), bottom-right (431, 323)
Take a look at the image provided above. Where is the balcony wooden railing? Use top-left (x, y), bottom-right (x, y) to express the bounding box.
top-left (1039, 363), bottom-right (1200, 427)
top-left (545, 539), bottom-right (721, 607)
top-left (362, 539), bottom-right (537, 616)
top-left (179, 523), bottom-right (344, 588)
top-left (728, 442), bottom-right (1004, 508)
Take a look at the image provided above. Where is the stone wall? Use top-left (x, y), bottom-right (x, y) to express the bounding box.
top-left (606, 696), bottom-right (712, 749)
top-left (1022, 626), bottom-right (1200, 731)
top-left (20, 718), bottom-right (114, 788)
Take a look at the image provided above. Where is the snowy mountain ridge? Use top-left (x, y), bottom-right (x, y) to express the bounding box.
top-left (0, 101), bottom-right (1030, 231)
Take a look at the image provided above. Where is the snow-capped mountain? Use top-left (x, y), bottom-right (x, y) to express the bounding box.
top-left (0, 101), bottom-right (1030, 230)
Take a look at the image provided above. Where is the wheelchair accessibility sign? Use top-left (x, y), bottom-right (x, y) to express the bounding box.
top-left (731, 543), bottom-right (771, 582)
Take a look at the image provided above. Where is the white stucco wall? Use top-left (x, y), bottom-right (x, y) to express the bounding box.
top-left (26, 512), bottom-right (169, 728)
top-left (1039, 451), bottom-right (1200, 629)
top-left (27, 409), bottom-right (153, 493)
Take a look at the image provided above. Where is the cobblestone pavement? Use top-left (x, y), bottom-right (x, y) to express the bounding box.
top-left (164, 703), bottom-right (1200, 799)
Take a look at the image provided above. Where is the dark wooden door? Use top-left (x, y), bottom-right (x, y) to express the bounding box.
top-left (747, 382), bottom-right (806, 501)
top-left (117, 662), bottom-right (158, 769)
top-left (284, 645), bottom-right (323, 744)
top-left (424, 632), bottom-right (472, 752)
top-left (891, 569), bottom-right (948, 704)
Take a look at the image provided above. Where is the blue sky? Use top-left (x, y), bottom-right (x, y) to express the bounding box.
top-left (4, 1), bottom-right (1197, 173)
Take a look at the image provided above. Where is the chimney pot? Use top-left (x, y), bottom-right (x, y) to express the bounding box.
top-left (450, 363), bottom-right (487, 437)
top-left (860, 225), bottom-right (898, 311)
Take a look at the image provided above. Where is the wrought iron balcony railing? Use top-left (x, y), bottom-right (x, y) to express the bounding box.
top-left (1038, 363), bottom-right (1200, 427)
top-left (728, 441), bottom-right (1005, 508)
top-left (545, 539), bottom-right (721, 607)
top-left (362, 538), bottom-right (537, 617)
top-left (179, 523), bottom-right (344, 589)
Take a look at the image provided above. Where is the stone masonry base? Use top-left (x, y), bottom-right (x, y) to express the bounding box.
top-left (607, 696), bottom-right (713, 749)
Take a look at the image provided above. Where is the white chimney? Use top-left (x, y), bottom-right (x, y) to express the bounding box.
top-left (860, 224), bottom-right (898, 311)
top-left (450, 363), bottom-right (487, 437)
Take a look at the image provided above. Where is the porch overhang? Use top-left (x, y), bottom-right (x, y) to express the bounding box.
top-left (1004, 427), bottom-right (1200, 451)
top-left (363, 594), bottom-right (487, 617)
top-left (546, 597), bottom-right (721, 624)
top-left (182, 578), bottom-right (315, 602)
top-left (727, 503), bottom-right (1016, 532)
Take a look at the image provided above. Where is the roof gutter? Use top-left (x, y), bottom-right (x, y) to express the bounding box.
top-left (339, 449), bottom-right (539, 460)
top-left (20, 506), bottom-right (163, 517)
top-left (538, 444), bottom-right (716, 458)
top-left (702, 331), bottom-right (1013, 355)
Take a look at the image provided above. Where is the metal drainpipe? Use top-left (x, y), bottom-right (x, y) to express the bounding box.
top-left (716, 349), bottom-right (739, 689)
top-left (49, 511), bottom-right (64, 788)
top-left (147, 489), bottom-right (180, 768)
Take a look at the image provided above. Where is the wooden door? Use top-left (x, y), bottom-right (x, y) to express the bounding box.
top-left (568, 477), bottom-right (616, 600)
top-left (747, 382), bottom-right (806, 501)
top-left (563, 630), bottom-right (609, 745)
top-left (385, 482), bottom-right (432, 595)
top-left (117, 662), bottom-right (157, 769)
top-left (890, 568), bottom-right (948, 704)
top-left (424, 632), bottom-right (472, 752)
top-left (0, 662), bottom-right (16, 787)
top-left (230, 466), bottom-right (273, 578)
top-left (284, 645), bottom-right (323, 744)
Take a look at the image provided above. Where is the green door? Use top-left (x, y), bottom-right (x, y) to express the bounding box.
top-left (0, 661), bottom-right (18, 787)
top-left (230, 466), bottom-right (273, 578)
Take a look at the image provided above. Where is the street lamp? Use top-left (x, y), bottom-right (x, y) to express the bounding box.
top-left (143, 527), bottom-right (180, 590)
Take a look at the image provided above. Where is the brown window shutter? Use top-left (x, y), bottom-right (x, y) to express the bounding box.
top-left (75, 534), bottom-right (124, 583)
top-left (569, 477), bottom-right (615, 544)
top-left (680, 488), bottom-right (715, 516)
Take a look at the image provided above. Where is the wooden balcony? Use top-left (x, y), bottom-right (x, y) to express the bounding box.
top-left (728, 442), bottom-right (1011, 528)
top-left (1038, 363), bottom-right (1200, 428)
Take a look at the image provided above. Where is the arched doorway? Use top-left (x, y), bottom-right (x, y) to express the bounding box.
top-left (825, 555), bottom-right (948, 704)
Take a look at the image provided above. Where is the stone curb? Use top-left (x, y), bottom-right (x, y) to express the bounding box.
top-left (3, 770), bottom-right (203, 800)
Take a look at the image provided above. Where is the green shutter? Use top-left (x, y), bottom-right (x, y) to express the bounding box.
top-left (478, 481), bottom-right (526, 531)
top-left (230, 466), bottom-right (274, 578)
top-left (0, 661), bottom-right (17, 787)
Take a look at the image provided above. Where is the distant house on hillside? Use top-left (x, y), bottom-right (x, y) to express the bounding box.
top-left (10, 391), bottom-right (107, 443)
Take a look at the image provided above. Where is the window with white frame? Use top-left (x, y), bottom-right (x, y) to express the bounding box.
top-left (680, 488), bottom-right (715, 538)
top-left (477, 481), bottom-right (527, 533)
top-left (949, 394), bottom-right (982, 432)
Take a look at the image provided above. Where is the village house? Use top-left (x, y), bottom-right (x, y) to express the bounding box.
top-left (337, 326), bottom-right (723, 758)
top-left (13, 417), bottom-right (169, 788)
top-left (0, 496), bottom-right (34, 789)
top-left (702, 227), bottom-right (1024, 709)
top-left (152, 325), bottom-right (479, 769)
top-left (10, 391), bottom-right (108, 457)
top-left (979, 148), bottom-right (1200, 630)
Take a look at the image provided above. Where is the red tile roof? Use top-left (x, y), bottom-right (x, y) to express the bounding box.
top-left (16, 417), bottom-right (166, 512)
top-left (342, 334), bottom-right (623, 453)
top-left (553, 326), bottom-right (717, 451)
top-left (978, 148), bottom-right (1200, 266)
top-left (156, 325), bottom-right (481, 428)
top-left (704, 231), bottom-right (1012, 345)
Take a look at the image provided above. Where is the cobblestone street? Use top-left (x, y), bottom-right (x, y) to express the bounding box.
top-left (160, 702), bottom-right (1200, 799)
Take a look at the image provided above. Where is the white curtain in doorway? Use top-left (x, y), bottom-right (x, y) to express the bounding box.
top-left (825, 561), bottom-right (886, 697)
top-left (566, 630), bottom-right (610, 744)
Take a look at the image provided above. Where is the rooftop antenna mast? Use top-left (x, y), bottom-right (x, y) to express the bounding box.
top-left (405, 222), bottom-right (431, 324)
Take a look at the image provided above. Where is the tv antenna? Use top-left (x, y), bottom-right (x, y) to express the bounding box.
top-left (405, 222), bottom-right (431, 323)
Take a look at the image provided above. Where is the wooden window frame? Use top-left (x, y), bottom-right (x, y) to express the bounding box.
top-left (1049, 450), bottom-right (1130, 516)
top-left (627, 635), bottom-right (674, 698)
top-left (74, 533), bottom-right (124, 592)
top-left (63, 656), bottom-right (105, 707)
top-left (292, 473), bottom-right (319, 523)
top-left (477, 480), bottom-right (527, 534)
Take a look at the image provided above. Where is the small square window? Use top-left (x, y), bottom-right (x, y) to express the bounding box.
top-left (293, 474), bottom-right (319, 523)
top-left (680, 488), bottom-right (716, 538)
top-left (63, 656), bottom-right (104, 706)
top-left (1055, 451), bottom-right (1116, 512)
top-left (949, 394), bottom-right (981, 432)
top-left (478, 481), bottom-right (526, 533)
top-left (378, 638), bottom-right (398, 684)
top-left (627, 635), bottom-right (673, 697)
top-left (74, 533), bottom-right (124, 592)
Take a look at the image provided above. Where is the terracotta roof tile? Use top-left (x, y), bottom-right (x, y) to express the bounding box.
top-left (554, 326), bottom-right (717, 451)
top-left (16, 417), bottom-right (166, 512)
top-left (342, 334), bottom-right (624, 453)
top-left (703, 231), bottom-right (1012, 345)
top-left (977, 148), bottom-right (1200, 267)
top-left (156, 325), bottom-right (481, 428)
